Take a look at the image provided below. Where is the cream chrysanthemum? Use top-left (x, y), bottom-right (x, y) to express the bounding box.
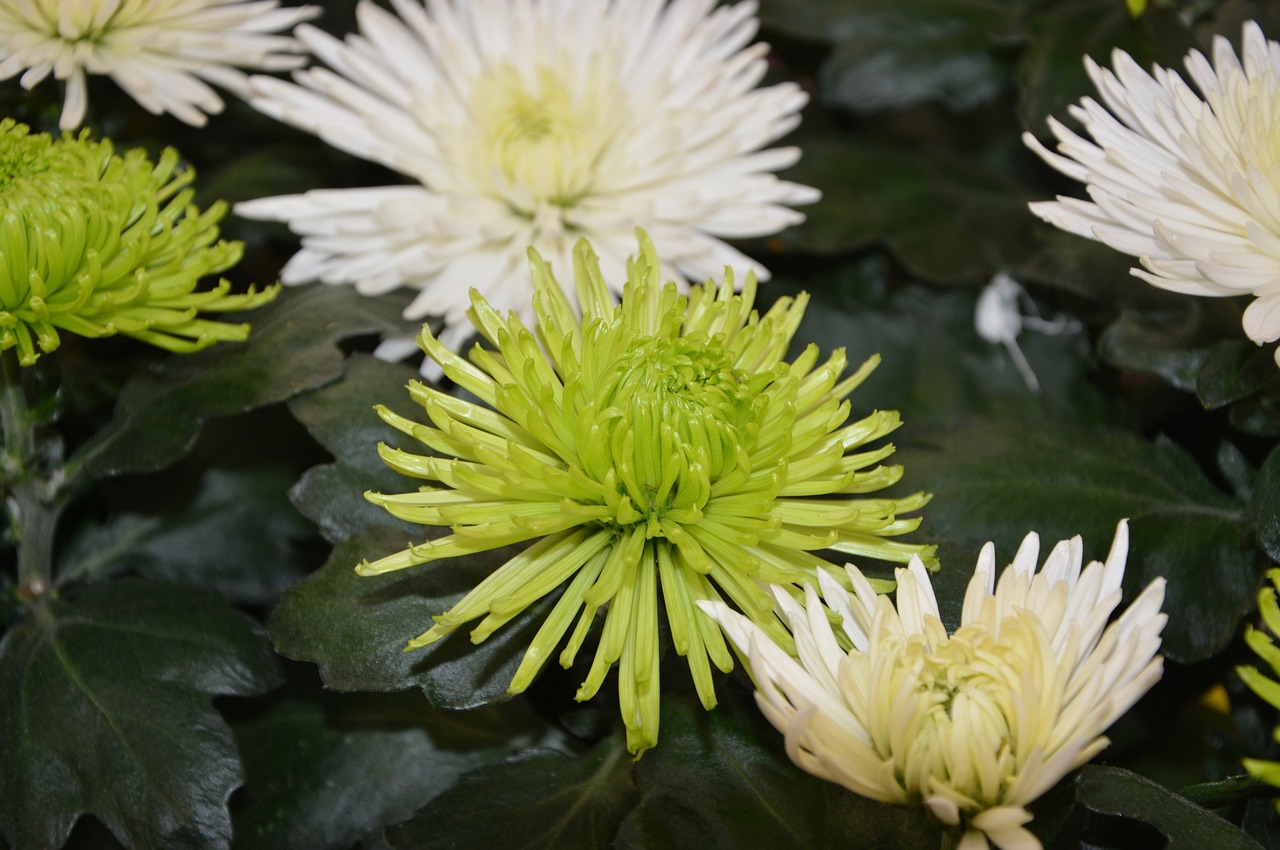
top-left (0, 119), bottom-right (277, 363)
top-left (358, 232), bottom-right (932, 755)
top-left (1025, 22), bottom-right (1280, 365)
top-left (701, 521), bottom-right (1166, 850)
top-left (235, 0), bottom-right (818, 358)
top-left (0, 0), bottom-right (320, 130)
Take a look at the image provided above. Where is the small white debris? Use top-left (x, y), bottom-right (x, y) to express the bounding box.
top-left (975, 272), bottom-right (1077, 393)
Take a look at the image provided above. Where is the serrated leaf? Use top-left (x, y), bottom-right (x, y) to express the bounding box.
top-left (269, 526), bottom-right (556, 708)
top-left (780, 138), bottom-right (1037, 281)
top-left (615, 691), bottom-right (941, 849)
top-left (287, 354), bottom-right (423, 542)
top-left (0, 579), bottom-right (280, 850)
top-left (1252, 445), bottom-right (1280, 563)
top-left (1075, 766), bottom-right (1262, 849)
top-left (233, 694), bottom-right (556, 850)
top-left (71, 286), bottom-right (416, 478)
top-left (385, 738), bottom-right (638, 850)
top-left (898, 419), bottom-right (1256, 662)
top-left (57, 467), bottom-right (312, 605)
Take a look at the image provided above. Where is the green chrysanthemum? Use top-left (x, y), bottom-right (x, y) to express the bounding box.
top-left (360, 232), bottom-right (935, 754)
top-left (0, 119), bottom-right (277, 365)
top-left (1238, 568), bottom-right (1280, 804)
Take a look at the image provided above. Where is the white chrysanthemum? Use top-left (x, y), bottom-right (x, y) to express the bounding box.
top-left (234, 0), bottom-right (818, 356)
top-left (1025, 22), bottom-right (1280, 365)
top-left (700, 522), bottom-right (1166, 850)
top-left (0, 0), bottom-right (320, 130)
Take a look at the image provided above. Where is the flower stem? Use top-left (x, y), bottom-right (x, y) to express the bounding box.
top-left (0, 349), bottom-right (31, 479)
top-left (0, 349), bottom-right (58, 600)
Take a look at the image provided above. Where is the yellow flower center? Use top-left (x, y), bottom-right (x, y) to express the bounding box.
top-left (466, 61), bottom-right (622, 215)
top-left (882, 624), bottom-right (1029, 810)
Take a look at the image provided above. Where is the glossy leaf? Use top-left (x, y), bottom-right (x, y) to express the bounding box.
top-left (0, 579), bottom-right (280, 850)
top-left (269, 527), bottom-right (555, 709)
top-left (288, 354), bottom-right (423, 542)
top-left (386, 738), bottom-right (638, 850)
top-left (56, 467), bottom-right (312, 605)
top-left (1076, 766), bottom-right (1263, 850)
top-left (1253, 445), bottom-right (1280, 563)
top-left (780, 137), bottom-right (1037, 281)
top-left (770, 260), bottom-right (1116, 427)
top-left (72, 286), bottom-right (415, 478)
top-left (898, 419), bottom-right (1256, 662)
top-left (615, 691), bottom-right (942, 849)
top-left (1196, 341), bottom-right (1279, 411)
top-left (233, 694), bottom-right (556, 850)
top-left (1017, 0), bottom-right (1194, 137)
top-left (827, 3), bottom-right (1014, 113)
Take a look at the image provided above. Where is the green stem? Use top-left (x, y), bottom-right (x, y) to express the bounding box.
top-left (0, 349), bottom-right (31, 479)
top-left (0, 349), bottom-right (58, 599)
top-left (15, 481), bottom-right (58, 597)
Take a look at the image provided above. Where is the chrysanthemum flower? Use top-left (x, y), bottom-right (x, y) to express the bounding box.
top-left (1025, 22), bottom-right (1280, 365)
top-left (1237, 568), bottom-right (1280, 805)
top-left (0, 119), bottom-right (277, 364)
top-left (0, 0), bottom-right (320, 130)
top-left (235, 0), bottom-right (819, 359)
top-left (701, 521), bottom-right (1166, 850)
top-left (358, 231), bottom-right (932, 755)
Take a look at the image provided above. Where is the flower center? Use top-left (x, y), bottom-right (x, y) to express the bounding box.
top-left (888, 630), bottom-right (1025, 807)
top-left (586, 333), bottom-right (756, 529)
top-left (465, 61), bottom-right (622, 218)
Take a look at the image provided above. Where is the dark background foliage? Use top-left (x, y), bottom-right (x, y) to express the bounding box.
top-left (5, 0), bottom-right (1280, 847)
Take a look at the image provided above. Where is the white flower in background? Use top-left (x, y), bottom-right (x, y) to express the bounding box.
top-left (1025, 22), bottom-right (1280, 366)
top-left (234, 0), bottom-right (819, 357)
top-left (701, 522), bottom-right (1166, 850)
top-left (0, 0), bottom-right (320, 130)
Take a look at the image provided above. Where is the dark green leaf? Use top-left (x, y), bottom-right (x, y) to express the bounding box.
top-left (233, 694), bottom-right (556, 850)
top-left (386, 738), bottom-right (638, 850)
top-left (57, 468), bottom-right (312, 605)
top-left (1231, 394), bottom-right (1280, 438)
top-left (72, 286), bottom-right (416, 478)
top-left (1196, 341), bottom-right (1279, 410)
top-left (0, 579), bottom-right (280, 850)
top-left (1017, 0), bottom-right (1195, 137)
top-left (772, 260), bottom-right (1117, 427)
top-left (616, 692), bottom-right (941, 850)
top-left (806, 1), bottom-right (1017, 113)
top-left (1251, 445), bottom-right (1280, 563)
top-left (1180, 774), bottom-right (1271, 808)
top-left (1099, 308), bottom-right (1217, 392)
top-left (1013, 228), bottom-right (1156, 302)
top-left (1217, 441), bottom-right (1256, 502)
top-left (1075, 765), bottom-right (1263, 849)
top-left (781, 138), bottom-right (1037, 281)
top-left (269, 526), bottom-right (556, 708)
top-left (898, 419), bottom-right (1256, 661)
top-left (287, 354), bottom-right (423, 542)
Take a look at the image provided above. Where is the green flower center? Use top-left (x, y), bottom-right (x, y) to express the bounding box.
top-left (589, 333), bottom-right (756, 528)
